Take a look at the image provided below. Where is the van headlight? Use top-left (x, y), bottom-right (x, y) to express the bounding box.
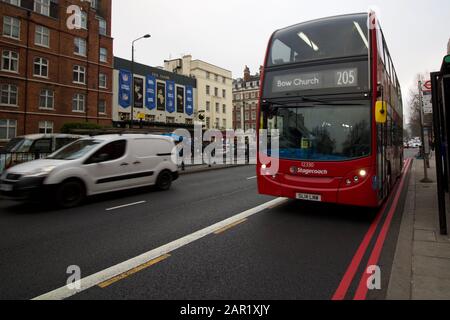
top-left (24, 166), bottom-right (56, 177)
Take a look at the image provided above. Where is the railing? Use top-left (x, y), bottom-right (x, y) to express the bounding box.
top-left (0, 152), bottom-right (50, 174)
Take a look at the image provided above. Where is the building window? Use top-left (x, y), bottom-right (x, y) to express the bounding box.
top-left (166, 117), bottom-right (175, 124)
top-left (206, 85), bottom-right (210, 95)
top-left (1, 84), bottom-right (18, 106)
top-left (252, 111), bottom-right (256, 120)
top-left (215, 118), bottom-right (219, 129)
top-left (98, 100), bottom-right (106, 114)
top-left (206, 101), bottom-right (210, 111)
top-left (99, 48), bottom-right (107, 62)
top-left (214, 87), bottom-right (218, 97)
top-left (0, 119), bottom-right (17, 140)
top-left (99, 73), bottom-right (107, 88)
top-left (206, 71), bottom-right (210, 79)
top-left (3, 16), bottom-right (20, 39)
top-left (3, 0), bottom-right (21, 6)
top-left (215, 74), bottom-right (218, 82)
top-left (34, 0), bottom-right (50, 16)
top-left (1, 50), bottom-right (18, 72)
top-left (222, 119), bottom-right (226, 129)
top-left (38, 121), bottom-right (53, 134)
top-left (39, 89), bottom-right (54, 109)
top-left (186, 119), bottom-right (193, 125)
top-left (222, 89), bottom-right (226, 98)
top-left (35, 25), bottom-right (49, 47)
top-left (98, 18), bottom-right (107, 36)
top-left (74, 37), bottom-right (87, 56)
top-left (222, 104), bottom-right (226, 114)
top-left (81, 11), bottom-right (88, 29)
top-left (72, 93), bottom-right (85, 112)
top-left (223, 77), bottom-right (226, 84)
top-left (33, 57), bottom-right (48, 77)
top-left (145, 114), bottom-right (155, 122)
top-left (206, 117), bottom-right (210, 128)
top-left (73, 65), bottom-right (86, 84)
top-left (216, 103), bottom-right (220, 113)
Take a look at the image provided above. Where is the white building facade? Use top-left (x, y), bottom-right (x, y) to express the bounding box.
top-left (164, 55), bottom-right (233, 130)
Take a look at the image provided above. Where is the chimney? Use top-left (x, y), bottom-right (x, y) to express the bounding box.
top-left (243, 65), bottom-right (251, 82)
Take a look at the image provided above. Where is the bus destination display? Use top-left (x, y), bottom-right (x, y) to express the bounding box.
top-left (272, 68), bottom-right (358, 93)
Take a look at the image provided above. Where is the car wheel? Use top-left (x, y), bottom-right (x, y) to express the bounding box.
top-left (57, 180), bottom-right (86, 208)
top-left (156, 171), bottom-right (173, 191)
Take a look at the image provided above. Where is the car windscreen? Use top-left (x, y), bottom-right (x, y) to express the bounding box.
top-left (47, 140), bottom-right (102, 160)
top-left (2, 138), bottom-right (34, 153)
top-left (269, 14), bottom-right (369, 66)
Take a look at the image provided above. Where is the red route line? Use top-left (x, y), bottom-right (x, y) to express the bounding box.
top-left (331, 158), bottom-right (412, 300)
top-left (353, 158), bottom-right (412, 300)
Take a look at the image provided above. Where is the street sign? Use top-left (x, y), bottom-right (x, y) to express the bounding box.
top-left (423, 80), bottom-right (432, 91)
top-left (423, 91), bottom-right (433, 115)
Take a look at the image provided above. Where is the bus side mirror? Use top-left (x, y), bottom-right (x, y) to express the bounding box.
top-left (375, 101), bottom-right (387, 124)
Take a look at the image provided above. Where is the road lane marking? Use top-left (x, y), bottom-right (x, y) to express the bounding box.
top-left (214, 218), bottom-right (248, 235)
top-left (353, 158), bottom-right (413, 300)
top-left (33, 197), bottom-right (288, 300)
top-left (247, 176), bottom-right (257, 180)
top-left (106, 201), bottom-right (146, 211)
top-left (332, 158), bottom-right (412, 300)
top-left (98, 254), bottom-right (170, 288)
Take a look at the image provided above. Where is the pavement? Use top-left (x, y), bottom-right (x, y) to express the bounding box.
top-left (387, 153), bottom-right (450, 300)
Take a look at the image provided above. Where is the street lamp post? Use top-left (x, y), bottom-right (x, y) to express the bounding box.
top-left (131, 34), bottom-right (151, 128)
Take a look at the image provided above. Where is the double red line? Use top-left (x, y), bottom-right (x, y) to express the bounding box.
top-left (332, 158), bottom-right (413, 300)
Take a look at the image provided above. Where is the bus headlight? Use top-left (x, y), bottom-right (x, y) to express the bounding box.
top-left (359, 170), bottom-right (368, 177)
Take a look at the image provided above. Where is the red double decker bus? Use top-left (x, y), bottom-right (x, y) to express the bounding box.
top-left (257, 13), bottom-right (403, 207)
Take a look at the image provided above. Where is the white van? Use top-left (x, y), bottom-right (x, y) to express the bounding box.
top-left (0, 134), bottom-right (179, 207)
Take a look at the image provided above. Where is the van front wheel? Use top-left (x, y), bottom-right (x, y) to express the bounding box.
top-left (57, 180), bottom-right (86, 208)
top-left (156, 171), bottom-right (172, 191)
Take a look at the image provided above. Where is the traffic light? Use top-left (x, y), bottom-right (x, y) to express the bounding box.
top-left (443, 55), bottom-right (450, 73)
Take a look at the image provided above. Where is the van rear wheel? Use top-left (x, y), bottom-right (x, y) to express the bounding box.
top-left (156, 171), bottom-right (172, 191)
top-left (57, 180), bottom-right (86, 208)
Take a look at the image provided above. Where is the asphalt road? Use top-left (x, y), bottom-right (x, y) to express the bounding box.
top-left (0, 151), bottom-right (417, 300)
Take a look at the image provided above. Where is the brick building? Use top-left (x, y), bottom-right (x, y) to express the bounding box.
top-left (0, 0), bottom-right (113, 142)
top-left (232, 66), bottom-right (261, 130)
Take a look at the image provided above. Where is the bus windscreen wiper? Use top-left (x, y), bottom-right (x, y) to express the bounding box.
top-left (262, 96), bottom-right (362, 107)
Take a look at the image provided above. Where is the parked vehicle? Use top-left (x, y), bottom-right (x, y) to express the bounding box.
top-left (0, 134), bottom-right (179, 207)
top-left (0, 134), bottom-right (84, 173)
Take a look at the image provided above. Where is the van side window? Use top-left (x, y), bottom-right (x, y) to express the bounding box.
top-left (88, 140), bottom-right (127, 163)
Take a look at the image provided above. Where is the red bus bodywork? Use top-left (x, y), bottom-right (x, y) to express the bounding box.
top-left (257, 13), bottom-right (403, 208)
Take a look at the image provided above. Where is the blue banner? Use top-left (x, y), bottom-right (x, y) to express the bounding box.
top-left (166, 81), bottom-right (175, 113)
top-left (118, 69), bottom-right (132, 108)
top-left (185, 86), bottom-right (194, 116)
top-left (145, 75), bottom-right (156, 110)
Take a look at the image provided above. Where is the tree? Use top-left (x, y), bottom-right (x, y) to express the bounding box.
top-left (407, 73), bottom-right (428, 138)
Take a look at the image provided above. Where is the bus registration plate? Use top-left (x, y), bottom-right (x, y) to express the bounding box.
top-left (296, 193), bottom-right (322, 202)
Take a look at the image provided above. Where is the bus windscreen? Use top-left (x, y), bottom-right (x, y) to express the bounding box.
top-left (269, 14), bottom-right (369, 66)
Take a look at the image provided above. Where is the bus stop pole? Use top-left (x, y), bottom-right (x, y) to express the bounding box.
top-left (419, 80), bottom-right (433, 183)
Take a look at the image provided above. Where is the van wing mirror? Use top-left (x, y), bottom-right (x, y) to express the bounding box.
top-left (375, 101), bottom-right (387, 124)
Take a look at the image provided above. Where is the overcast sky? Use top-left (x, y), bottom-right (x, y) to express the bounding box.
top-left (112, 0), bottom-right (450, 121)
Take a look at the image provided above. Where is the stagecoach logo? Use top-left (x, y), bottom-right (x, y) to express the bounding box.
top-left (290, 166), bottom-right (328, 176)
